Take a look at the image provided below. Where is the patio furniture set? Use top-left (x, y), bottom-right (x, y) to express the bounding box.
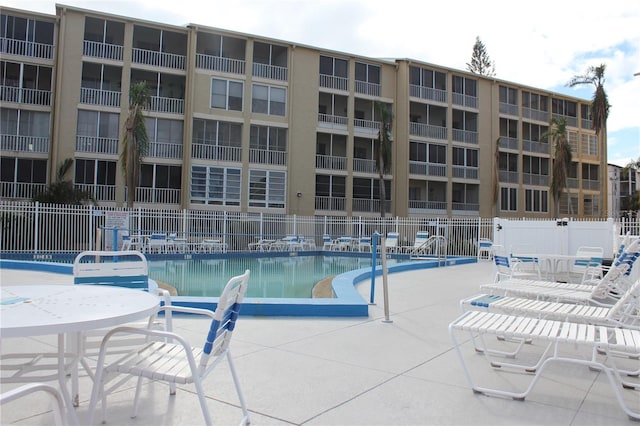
top-left (121, 232), bottom-right (228, 254)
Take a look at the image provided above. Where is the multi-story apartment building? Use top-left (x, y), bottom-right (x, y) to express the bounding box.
top-left (1, 5), bottom-right (607, 218)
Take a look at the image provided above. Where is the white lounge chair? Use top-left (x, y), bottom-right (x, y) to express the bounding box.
top-left (88, 270), bottom-right (251, 426)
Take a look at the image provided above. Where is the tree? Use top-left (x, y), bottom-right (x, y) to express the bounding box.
top-left (466, 36), bottom-right (496, 77)
top-left (543, 117), bottom-right (572, 217)
top-left (567, 64), bottom-right (610, 136)
top-left (121, 81), bottom-right (150, 208)
top-left (374, 101), bottom-right (393, 218)
top-left (32, 158), bottom-right (94, 205)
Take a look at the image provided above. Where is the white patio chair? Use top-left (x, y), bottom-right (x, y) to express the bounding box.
top-left (509, 244), bottom-right (541, 279)
top-left (354, 236), bottom-right (371, 252)
top-left (385, 232), bottom-right (400, 253)
top-left (146, 233), bottom-right (167, 253)
top-left (477, 238), bottom-right (494, 261)
top-left (565, 246), bottom-right (604, 284)
top-left (88, 270), bottom-right (251, 426)
top-left (0, 383), bottom-right (67, 426)
top-left (407, 231), bottom-right (430, 255)
top-left (321, 235), bottom-right (333, 250)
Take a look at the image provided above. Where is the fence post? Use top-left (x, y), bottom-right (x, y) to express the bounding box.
top-left (369, 232), bottom-right (379, 304)
top-left (380, 235), bottom-right (392, 323)
top-left (34, 201), bottom-right (39, 254)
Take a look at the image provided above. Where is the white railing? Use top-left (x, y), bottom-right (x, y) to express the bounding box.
top-left (499, 136), bottom-right (519, 150)
top-left (317, 113), bottom-right (348, 130)
top-left (452, 166), bottom-right (478, 180)
top-left (75, 136), bottom-right (119, 155)
top-left (409, 85), bottom-right (447, 103)
top-left (1, 134), bottom-right (49, 152)
top-left (316, 155), bottom-right (347, 170)
top-left (315, 196), bottom-right (346, 211)
top-left (552, 114), bottom-right (578, 128)
top-left (522, 139), bottom-right (550, 154)
top-left (0, 37), bottom-right (53, 59)
top-left (252, 63), bottom-right (288, 81)
top-left (499, 102), bottom-right (519, 116)
top-left (522, 107), bottom-right (549, 122)
top-left (80, 87), bottom-right (121, 108)
top-left (132, 48), bottom-right (186, 70)
top-left (249, 148), bottom-right (287, 165)
top-left (582, 119), bottom-right (593, 130)
top-left (452, 93), bottom-right (478, 109)
top-left (133, 188), bottom-right (181, 205)
top-left (452, 129), bottom-right (478, 144)
top-left (408, 200), bottom-right (447, 212)
top-left (147, 142), bottom-right (183, 159)
top-left (83, 40), bottom-right (124, 61)
top-left (354, 80), bottom-right (380, 97)
top-left (522, 173), bottom-right (549, 186)
top-left (195, 53), bottom-right (245, 74)
top-left (499, 170), bottom-right (519, 183)
top-left (452, 202), bottom-right (479, 212)
top-left (410, 122), bottom-right (448, 140)
top-left (149, 96), bottom-right (184, 114)
top-left (74, 184), bottom-right (116, 201)
top-left (352, 199), bottom-right (390, 213)
top-left (0, 86), bottom-right (52, 106)
top-left (353, 118), bottom-right (380, 135)
top-left (353, 158), bottom-right (377, 174)
top-left (0, 183), bottom-right (48, 200)
top-left (582, 180), bottom-right (600, 191)
top-left (192, 144), bottom-right (242, 162)
top-left (319, 74), bottom-right (348, 91)
top-left (408, 161), bottom-right (446, 177)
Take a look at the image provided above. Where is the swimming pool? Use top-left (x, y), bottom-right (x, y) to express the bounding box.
top-left (148, 255), bottom-right (403, 298)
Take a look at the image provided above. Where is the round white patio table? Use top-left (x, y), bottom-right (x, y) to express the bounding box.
top-left (0, 284), bottom-right (161, 425)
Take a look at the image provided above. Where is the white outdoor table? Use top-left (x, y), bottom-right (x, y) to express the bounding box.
top-left (0, 285), bottom-right (160, 425)
top-left (511, 253), bottom-right (593, 281)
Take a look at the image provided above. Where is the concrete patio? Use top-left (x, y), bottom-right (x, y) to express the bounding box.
top-left (1, 261), bottom-right (638, 425)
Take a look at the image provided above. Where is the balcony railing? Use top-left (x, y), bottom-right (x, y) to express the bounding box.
top-left (452, 202), bottom-right (479, 212)
top-left (499, 136), bottom-right (519, 150)
top-left (409, 85), bottom-right (447, 103)
top-left (317, 113), bottom-right (348, 131)
top-left (132, 48), bottom-right (186, 70)
top-left (252, 63), bottom-right (288, 81)
top-left (452, 93), bottom-right (478, 109)
top-left (352, 199), bottom-right (390, 213)
top-left (499, 170), bottom-right (519, 183)
top-left (83, 40), bottom-right (124, 61)
top-left (147, 142), bottom-right (183, 159)
top-left (354, 80), bottom-right (381, 97)
top-left (582, 180), bottom-right (600, 191)
top-left (316, 154), bottom-right (347, 170)
top-left (0, 86), bottom-right (51, 106)
top-left (522, 107), bottom-right (549, 122)
top-left (0, 182), bottom-right (47, 200)
top-left (1, 134), bottom-right (49, 153)
top-left (452, 129), bottom-right (478, 144)
top-left (567, 177), bottom-right (579, 189)
top-left (409, 122), bottom-right (447, 140)
top-left (582, 118), bottom-right (593, 130)
top-left (74, 183), bottom-right (116, 202)
top-left (192, 144), bottom-right (242, 162)
top-left (148, 96), bottom-right (185, 114)
top-left (353, 118), bottom-right (380, 136)
top-left (0, 37), bottom-right (53, 60)
top-left (133, 187), bottom-right (181, 205)
top-left (408, 200), bottom-right (447, 212)
top-left (75, 136), bottom-right (119, 155)
top-left (522, 139), bottom-right (550, 154)
top-left (319, 74), bottom-right (348, 91)
top-left (195, 53), bottom-right (245, 74)
top-left (409, 161), bottom-right (446, 177)
top-left (315, 196), bottom-right (346, 211)
top-left (522, 173), bottom-right (549, 186)
top-left (452, 166), bottom-right (478, 179)
top-left (499, 102), bottom-right (519, 116)
top-left (80, 87), bottom-right (121, 108)
top-left (353, 158), bottom-right (376, 174)
top-left (552, 114), bottom-right (578, 128)
top-left (249, 148), bottom-right (287, 165)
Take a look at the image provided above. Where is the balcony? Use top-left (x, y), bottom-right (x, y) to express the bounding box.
top-left (353, 158), bottom-right (376, 174)
top-left (249, 149), bottom-right (287, 166)
top-left (0, 86), bottom-right (51, 106)
top-left (522, 140), bottom-right (550, 154)
top-left (133, 187), bottom-right (181, 205)
top-left (317, 114), bottom-right (348, 131)
top-left (522, 108), bottom-right (549, 123)
top-left (409, 85), bottom-right (447, 103)
top-left (582, 118), bottom-right (593, 130)
top-left (316, 154), bottom-right (347, 171)
top-left (252, 63), bottom-right (288, 81)
top-left (0, 37), bottom-right (53, 60)
top-left (195, 54), bottom-right (245, 74)
top-left (149, 96), bottom-right (184, 114)
top-left (409, 161), bottom-right (446, 177)
top-left (452, 129), bottom-right (478, 144)
top-left (452, 166), bottom-right (478, 180)
top-left (567, 177), bottom-right (579, 189)
top-left (80, 88), bottom-right (121, 108)
top-left (452, 202), bottom-right (479, 212)
top-left (315, 196), bottom-right (346, 211)
top-left (499, 102), bottom-right (519, 116)
top-left (452, 93), bottom-right (478, 109)
top-left (319, 75), bottom-right (348, 91)
top-left (0, 182), bottom-right (47, 200)
top-left (499, 170), bottom-right (519, 183)
top-left (192, 144), bottom-right (242, 162)
top-left (582, 180), bottom-right (600, 191)
top-left (552, 114), bottom-right (578, 128)
top-left (355, 81), bottom-right (380, 97)
top-left (352, 199), bottom-right (390, 213)
top-left (522, 173), bottom-right (549, 186)
top-left (83, 40), bottom-right (124, 61)
top-left (499, 136), bottom-right (519, 150)
top-left (75, 136), bottom-right (119, 155)
top-left (132, 48), bottom-right (186, 70)
top-left (75, 183), bottom-right (116, 202)
top-left (409, 123), bottom-right (447, 140)
top-left (353, 118), bottom-right (380, 136)
top-left (408, 200), bottom-right (447, 214)
top-left (1, 134), bottom-right (49, 153)
top-left (146, 142), bottom-right (183, 159)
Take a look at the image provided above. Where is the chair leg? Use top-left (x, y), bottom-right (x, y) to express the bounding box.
top-left (131, 375), bottom-right (144, 418)
top-left (192, 375), bottom-right (213, 425)
top-left (227, 351), bottom-right (250, 425)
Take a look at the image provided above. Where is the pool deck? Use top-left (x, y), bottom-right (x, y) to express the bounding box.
top-left (1, 261), bottom-right (638, 425)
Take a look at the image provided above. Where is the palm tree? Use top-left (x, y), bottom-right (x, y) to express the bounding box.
top-left (374, 101), bottom-right (393, 218)
top-left (567, 64), bottom-right (610, 136)
top-left (543, 117), bottom-right (572, 217)
top-left (121, 81), bottom-right (150, 208)
top-left (33, 158), bottom-right (94, 205)
top-left (493, 137), bottom-right (500, 216)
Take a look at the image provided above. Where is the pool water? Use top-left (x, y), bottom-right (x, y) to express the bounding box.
top-left (148, 255), bottom-right (402, 298)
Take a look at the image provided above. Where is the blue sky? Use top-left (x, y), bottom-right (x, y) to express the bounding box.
top-left (9, 0), bottom-right (640, 167)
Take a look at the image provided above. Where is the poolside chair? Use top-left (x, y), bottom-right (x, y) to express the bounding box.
top-left (509, 244), bottom-right (541, 279)
top-left (146, 233), bottom-right (168, 253)
top-left (353, 236), bottom-right (371, 252)
top-left (477, 238), bottom-right (494, 261)
top-left (385, 232), bottom-right (400, 253)
top-left (249, 238), bottom-right (273, 252)
top-left (406, 231), bottom-right (430, 255)
top-left (321, 235), bottom-right (334, 251)
top-left (0, 383), bottom-right (67, 426)
top-left (88, 270), bottom-right (251, 426)
top-left (492, 246), bottom-right (541, 282)
top-left (563, 245), bottom-right (604, 284)
top-left (449, 310), bottom-right (640, 420)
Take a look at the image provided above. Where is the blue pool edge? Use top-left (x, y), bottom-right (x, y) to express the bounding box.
top-left (0, 257), bottom-right (477, 317)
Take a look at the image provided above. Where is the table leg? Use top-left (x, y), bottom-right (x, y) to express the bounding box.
top-left (57, 334), bottom-right (80, 426)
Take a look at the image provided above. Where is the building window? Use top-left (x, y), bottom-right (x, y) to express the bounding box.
top-left (140, 164), bottom-right (181, 190)
top-left (248, 169), bottom-right (286, 208)
top-left (315, 175), bottom-right (346, 198)
top-left (0, 157), bottom-right (47, 184)
top-left (581, 134), bottom-right (598, 156)
top-left (583, 194), bottom-right (600, 216)
top-left (452, 75), bottom-right (477, 97)
top-left (319, 55), bottom-right (347, 78)
top-left (525, 189), bottom-right (548, 213)
top-left (500, 187), bottom-right (517, 211)
top-left (250, 125), bottom-right (286, 151)
top-left (452, 147), bottom-right (478, 167)
top-left (192, 118), bottom-right (241, 147)
top-left (355, 62), bottom-right (380, 84)
top-left (145, 117), bottom-right (183, 158)
top-left (211, 78), bottom-right (243, 111)
top-left (191, 165), bottom-right (241, 206)
top-left (75, 159), bottom-right (116, 186)
top-left (409, 67), bottom-right (446, 90)
top-left (499, 86), bottom-right (518, 105)
top-left (77, 110), bottom-right (119, 139)
top-left (251, 84), bottom-right (286, 116)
